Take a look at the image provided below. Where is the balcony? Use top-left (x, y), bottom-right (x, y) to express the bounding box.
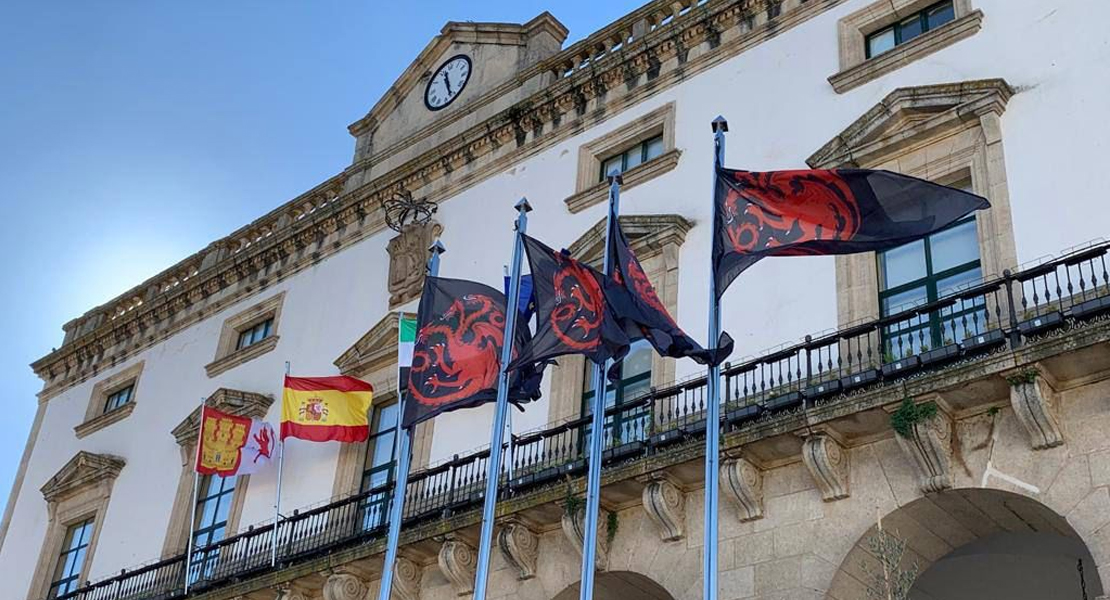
top-left (55, 239), bottom-right (1110, 600)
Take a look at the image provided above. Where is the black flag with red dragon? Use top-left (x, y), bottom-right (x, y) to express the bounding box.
top-left (404, 276), bottom-right (543, 429)
top-left (713, 168), bottom-right (991, 298)
top-left (506, 234), bottom-right (631, 371)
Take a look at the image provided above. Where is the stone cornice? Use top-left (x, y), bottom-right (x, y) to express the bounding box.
top-left (333, 312), bottom-right (402, 376)
top-left (171, 388), bottom-right (275, 446)
top-left (40, 451), bottom-right (125, 504)
top-left (34, 0), bottom-right (849, 400)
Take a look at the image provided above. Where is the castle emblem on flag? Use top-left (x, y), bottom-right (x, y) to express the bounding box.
top-left (298, 397), bottom-right (329, 422)
top-left (195, 405), bottom-right (275, 477)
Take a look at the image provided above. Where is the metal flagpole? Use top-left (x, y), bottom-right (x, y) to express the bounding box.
top-left (502, 265), bottom-right (516, 488)
top-left (378, 240), bottom-right (445, 600)
top-left (579, 174), bottom-right (622, 600)
top-left (271, 361), bottom-right (291, 567)
top-left (473, 198), bottom-right (532, 600)
top-left (704, 116), bottom-right (728, 600)
top-left (184, 396), bottom-right (205, 593)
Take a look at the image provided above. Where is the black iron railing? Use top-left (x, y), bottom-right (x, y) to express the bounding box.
top-left (56, 240), bottom-right (1110, 600)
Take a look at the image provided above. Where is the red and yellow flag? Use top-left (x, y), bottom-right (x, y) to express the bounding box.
top-left (196, 406), bottom-right (275, 476)
top-left (281, 375), bottom-right (373, 443)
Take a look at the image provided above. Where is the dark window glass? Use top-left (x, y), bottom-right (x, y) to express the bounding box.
top-left (188, 475), bottom-right (236, 583)
top-left (103, 384), bottom-right (134, 413)
top-left (581, 339), bottom-right (653, 448)
top-left (598, 135), bottom-right (665, 181)
top-left (236, 318), bottom-right (274, 350)
top-left (878, 193), bottom-right (981, 360)
top-left (48, 519), bottom-right (95, 598)
top-left (865, 0), bottom-right (955, 58)
top-left (359, 402), bottom-right (398, 530)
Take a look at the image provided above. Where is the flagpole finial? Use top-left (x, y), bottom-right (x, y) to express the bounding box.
top-left (711, 116), bottom-right (729, 133)
top-left (428, 239), bottom-right (447, 255)
top-left (515, 197), bottom-right (533, 213)
top-left (606, 174), bottom-right (624, 186)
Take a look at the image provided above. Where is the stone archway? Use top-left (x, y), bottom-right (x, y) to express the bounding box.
top-left (551, 571), bottom-right (675, 600)
top-left (826, 488), bottom-right (1104, 600)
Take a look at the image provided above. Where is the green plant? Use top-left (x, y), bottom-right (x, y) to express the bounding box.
top-left (563, 479), bottom-right (584, 515)
top-left (987, 406), bottom-right (1001, 417)
top-left (606, 510), bottom-right (619, 546)
top-left (890, 397), bottom-right (938, 438)
top-left (861, 527), bottom-right (920, 600)
top-left (1006, 368), bottom-right (1038, 386)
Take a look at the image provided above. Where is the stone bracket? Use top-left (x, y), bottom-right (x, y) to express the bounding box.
top-left (497, 516), bottom-right (540, 580)
top-left (393, 555), bottom-right (422, 600)
top-left (1006, 367), bottom-right (1064, 450)
top-left (437, 534), bottom-right (477, 597)
top-left (562, 505), bottom-right (609, 571)
top-left (802, 434), bottom-right (850, 501)
top-left (894, 406), bottom-right (953, 494)
top-left (721, 456), bottom-right (764, 522)
top-left (638, 472), bottom-right (686, 542)
top-left (322, 569), bottom-right (368, 600)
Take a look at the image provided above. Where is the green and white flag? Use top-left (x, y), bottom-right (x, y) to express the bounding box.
top-left (398, 313), bottom-right (417, 391)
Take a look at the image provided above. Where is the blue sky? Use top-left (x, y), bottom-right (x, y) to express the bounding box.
top-left (0, 1), bottom-right (643, 515)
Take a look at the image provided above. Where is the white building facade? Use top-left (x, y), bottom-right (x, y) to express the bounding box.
top-left (4, 1), bottom-right (1110, 599)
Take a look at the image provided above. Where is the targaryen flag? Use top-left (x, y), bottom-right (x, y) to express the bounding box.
top-left (608, 222), bottom-right (733, 366)
top-left (507, 234), bottom-right (631, 371)
top-left (714, 169), bottom-right (990, 298)
top-left (403, 276), bottom-right (543, 429)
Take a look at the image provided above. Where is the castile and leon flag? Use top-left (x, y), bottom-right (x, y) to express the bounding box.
top-left (281, 375), bottom-right (374, 443)
top-left (195, 405), bottom-right (276, 477)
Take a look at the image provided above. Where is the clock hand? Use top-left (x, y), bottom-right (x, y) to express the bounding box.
top-left (441, 71), bottom-right (453, 96)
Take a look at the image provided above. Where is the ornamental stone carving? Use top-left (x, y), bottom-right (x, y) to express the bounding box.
top-left (386, 221), bottom-right (443, 308)
top-left (273, 585), bottom-right (309, 600)
top-left (393, 556), bottom-right (422, 600)
top-left (802, 434), bottom-right (850, 501)
top-left (322, 570), bottom-right (367, 600)
top-left (894, 409), bottom-right (953, 494)
top-left (640, 474), bottom-right (686, 542)
top-left (497, 517), bottom-right (539, 580)
top-left (561, 505), bottom-right (609, 571)
top-left (437, 534), bottom-right (477, 597)
top-left (1009, 372), bottom-right (1064, 450)
top-left (721, 456), bottom-right (764, 522)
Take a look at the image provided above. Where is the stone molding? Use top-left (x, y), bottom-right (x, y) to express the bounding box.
top-left (75, 360), bottom-right (145, 439)
top-left (205, 292), bottom-right (286, 379)
top-left (273, 584), bottom-right (310, 600)
top-left (568, 214), bottom-right (693, 268)
top-left (893, 401), bottom-right (953, 494)
top-left (437, 534), bottom-right (477, 597)
top-left (801, 434), bottom-right (851, 501)
top-left (561, 506), bottom-right (609, 571)
top-left (322, 570), bottom-right (368, 600)
top-left (334, 312), bottom-right (403, 376)
top-left (830, 7), bottom-right (983, 94)
top-left (387, 221), bottom-right (443, 308)
top-left (393, 555), bottom-right (423, 600)
top-left (720, 456), bottom-right (764, 522)
top-left (1006, 366), bottom-right (1064, 450)
top-left (40, 451), bottom-right (125, 506)
top-left (171, 388), bottom-right (275, 447)
top-left (496, 516), bottom-right (540, 580)
top-left (34, 0), bottom-right (849, 401)
top-left (639, 472), bottom-right (686, 542)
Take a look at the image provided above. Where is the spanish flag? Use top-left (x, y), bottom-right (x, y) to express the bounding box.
top-left (281, 375), bottom-right (373, 443)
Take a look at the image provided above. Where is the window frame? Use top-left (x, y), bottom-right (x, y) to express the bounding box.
top-left (102, 384), bottom-right (134, 414)
top-left (358, 400), bottom-right (399, 531)
top-left (235, 317), bottom-right (274, 351)
top-left (76, 361), bottom-right (144, 439)
top-left (597, 135), bottom-right (665, 182)
top-left (188, 474), bottom-right (238, 583)
top-left (580, 340), bottom-right (653, 448)
top-left (206, 292), bottom-right (285, 378)
top-left (865, 0), bottom-right (956, 58)
top-left (47, 518), bottom-right (96, 598)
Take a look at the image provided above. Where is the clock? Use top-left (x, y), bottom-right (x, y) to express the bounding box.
top-left (424, 54), bottom-right (472, 111)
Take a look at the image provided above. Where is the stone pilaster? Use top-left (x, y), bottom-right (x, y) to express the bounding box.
top-left (802, 434), bottom-right (850, 501)
top-left (895, 410), bottom-right (953, 494)
top-left (497, 517), bottom-right (539, 580)
top-left (322, 569), bottom-right (368, 600)
top-left (561, 505), bottom-right (609, 571)
top-left (437, 534), bottom-right (477, 597)
top-left (640, 473), bottom-right (686, 542)
top-left (721, 456), bottom-right (764, 522)
top-left (1008, 369), bottom-right (1064, 450)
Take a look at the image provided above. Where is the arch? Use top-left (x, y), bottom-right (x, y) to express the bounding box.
top-left (825, 488), bottom-right (1104, 600)
top-left (551, 571), bottom-right (675, 600)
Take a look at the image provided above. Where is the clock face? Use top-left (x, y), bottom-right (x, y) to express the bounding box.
top-left (424, 54), bottom-right (472, 111)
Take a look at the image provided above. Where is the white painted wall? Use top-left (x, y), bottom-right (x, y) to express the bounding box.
top-left (4, 0), bottom-right (1110, 596)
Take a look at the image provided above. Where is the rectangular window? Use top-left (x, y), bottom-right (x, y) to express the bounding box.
top-left (865, 0), bottom-right (955, 58)
top-left (235, 318), bottom-right (274, 351)
top-left (598, 135), bottom-right (665, 181)
top-left (359, 402), bottom-right (398, 530)
top-left (188, 475), bottom-right (237, 582)
top-left (103, 384), bottom-right (134, 414)
top-left (48, 518), bottom-right (95, 598)
top-left (878, 202), bottom-right (982, 359)
top-left (581, 339), bottom-right (653, 447)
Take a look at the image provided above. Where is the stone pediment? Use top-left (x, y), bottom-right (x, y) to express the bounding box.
top-left (171, 388), bottom-right (274, 446)
top-left (807, 79), bottom-right (1014, 169)
top-left (567, 214), bottom-right (694, 267)
top-left (40, 451), bottom-right (125, 504)
top-left (334, 312), bottom-right (404, 377)
top-left (348, 13), bottom-right (568, 164)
